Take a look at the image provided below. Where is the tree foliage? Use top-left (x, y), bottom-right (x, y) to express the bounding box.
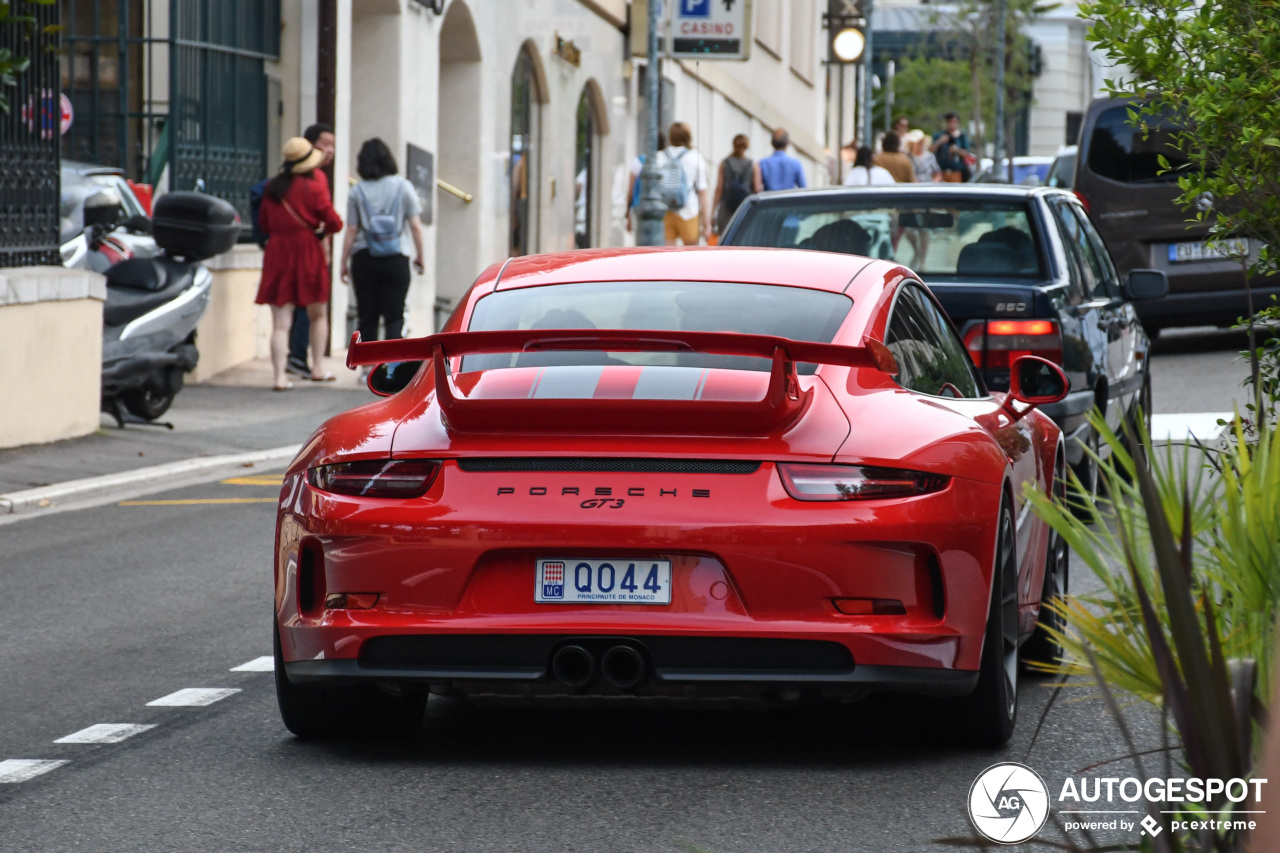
top-left (878, 56), bottom-right (992, 137)
top-left (923, 0), bottom-right (1054, 154)
top-left (1083, 0), bottom-right (1280, 276)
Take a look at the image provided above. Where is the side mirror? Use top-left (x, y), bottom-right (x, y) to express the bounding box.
top-left (1006, 355), bottom-right (1069, 418)
top-left (124, 213), bottom-right (153, 234)
top-left (1123, 269), bottom-right (1168, 302)
top-left (367, 360), bottom-right (422, 396)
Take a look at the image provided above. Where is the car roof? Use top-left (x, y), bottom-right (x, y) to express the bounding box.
top-left (492, 246), bottom-right (882, 295)
top-left (749, 183), bottom-right (1070, 203)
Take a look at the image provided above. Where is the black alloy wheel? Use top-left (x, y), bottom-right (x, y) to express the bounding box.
top-left (1121, 371), bottom-right (1153, 465)
top-left (1070, 410), bottom-right (1104, 516)
top-left (957, 499), bottom-right (1019, 747)
top-left (1023, 465), bottom-right (1069, 671)
top-left (274, 621), bottom-right (426, 740)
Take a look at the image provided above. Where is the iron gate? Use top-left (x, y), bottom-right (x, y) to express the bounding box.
top-left (169, 0), bottom-right (279, 223)
top-left (0, 2), bottom-right (61, 268)
top-left (60, 0), bottom-right (278, 227)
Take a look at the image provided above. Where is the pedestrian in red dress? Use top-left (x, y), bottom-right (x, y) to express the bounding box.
top-left (256, 136), bottom-right (344, 390)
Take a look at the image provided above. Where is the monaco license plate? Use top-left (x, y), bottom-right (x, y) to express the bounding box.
top-left (535, 559), bottom-right (672, 605)
top-left (1169, 238), bottom-right (1248, 263)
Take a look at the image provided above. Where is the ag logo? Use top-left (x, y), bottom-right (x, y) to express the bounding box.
top-left (968, 762), bottom-right (1050, 844)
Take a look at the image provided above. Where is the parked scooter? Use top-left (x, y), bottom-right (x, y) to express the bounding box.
top-left (91, 191), bottom-right (241, 426)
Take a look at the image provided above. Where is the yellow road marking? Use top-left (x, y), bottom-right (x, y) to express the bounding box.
top-left (220, 474), bottom-right (284, 486)
top-left (120, 498), bottom-right (279, 506)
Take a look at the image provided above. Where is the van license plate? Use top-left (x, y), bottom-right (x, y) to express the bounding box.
top-left (535, 559), bottom-right (672, 604)
top-left (1169, 238), bottom-right (1248, 263)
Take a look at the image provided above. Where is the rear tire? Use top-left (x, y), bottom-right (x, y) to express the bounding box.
top-left (1023, 467), bottom-right (1069, 671)
top-left (274, 622), bottom-right (425, 740)
top-left (1121, 371), bottom-right (1153, 463)
top-left (1070, 411), bottom-right (1103, 517)
top-left (956, 500), bottom-right (1019, 747)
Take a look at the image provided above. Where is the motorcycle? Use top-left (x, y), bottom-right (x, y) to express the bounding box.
top-left (65, 190), bottom-right (241, 426)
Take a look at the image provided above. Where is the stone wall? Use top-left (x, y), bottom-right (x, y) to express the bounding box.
top-left (0, 267), bottom-right (106, 448)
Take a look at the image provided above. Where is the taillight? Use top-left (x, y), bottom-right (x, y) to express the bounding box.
top-left (307, 459), bottom-right (441, 498)
top-left (963, 319), bottom-right (1063, 370)
top-left (778, 463), bottom-right (948, 501)
top-left (1073, 190), bottom-right (1090, 212)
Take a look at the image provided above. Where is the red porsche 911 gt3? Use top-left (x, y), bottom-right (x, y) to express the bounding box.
top-left (273, 247), bottom-right (1069, 746)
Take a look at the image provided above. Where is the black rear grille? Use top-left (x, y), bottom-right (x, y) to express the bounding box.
top-left (455, 458), bottom-right (761, 474)
top-left (358, 634), bottom-right (854, 677)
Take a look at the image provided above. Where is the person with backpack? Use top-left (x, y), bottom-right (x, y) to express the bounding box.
top-left (338, 138), bottom-right (425, 345)
top-left (255, 136), bottom-right (344, 391)
top-left (655, 122), bottom-right (710, 246)
top-left (712, 134), bottom-right (762, 237)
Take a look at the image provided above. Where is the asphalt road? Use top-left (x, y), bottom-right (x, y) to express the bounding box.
top-left (0, 329), bottom-right (1245, 852)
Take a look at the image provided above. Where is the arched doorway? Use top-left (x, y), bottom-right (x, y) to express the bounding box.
top-left (509, 45), bottom-right (544, 257)
top-left (435, 2), bottom-right (482, 327)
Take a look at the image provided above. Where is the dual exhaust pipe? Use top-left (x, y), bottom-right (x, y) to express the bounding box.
top-left (550, 643), bottom-right (646, 689)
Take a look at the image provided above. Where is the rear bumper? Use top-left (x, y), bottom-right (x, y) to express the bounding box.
top-left (275, 465), bottom-right (1009, 691)
top-left (284, 634), bottom-right (979, 698)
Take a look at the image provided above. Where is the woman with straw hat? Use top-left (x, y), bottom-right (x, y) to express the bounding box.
top-left (256, 136), bottom-right (344, 390)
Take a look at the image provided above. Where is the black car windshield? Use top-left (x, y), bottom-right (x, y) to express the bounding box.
top-left (730, 196), bottom-right (1047, 282)
top-left (464, 280), bottom-right (853, 373)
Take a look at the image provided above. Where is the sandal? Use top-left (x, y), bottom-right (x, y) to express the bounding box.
top-left (273, 381), bottom-right (295, 392)
top-left (309, 371), bottom-right (336, 382)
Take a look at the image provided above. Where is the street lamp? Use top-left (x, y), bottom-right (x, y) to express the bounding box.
top-left (832, 28), bottom-right (865, 63)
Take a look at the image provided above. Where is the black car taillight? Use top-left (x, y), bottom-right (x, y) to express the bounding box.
top-left (307, 459), bottom-right (441, 498)
top-left (963, 319), bottom-right (1063, 370)
top-left (778, 463), bottom-right (949, 501)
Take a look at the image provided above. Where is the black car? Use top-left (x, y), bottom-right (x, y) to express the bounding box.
top-left (720, 184), bottom-right (1168, 492)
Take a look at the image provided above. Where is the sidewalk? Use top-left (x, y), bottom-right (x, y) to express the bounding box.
top-left (0, 356), bottom-right (370, 512)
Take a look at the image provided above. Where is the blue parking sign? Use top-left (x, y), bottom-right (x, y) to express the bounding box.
top-left (681, 0), bottom-right (711, 17)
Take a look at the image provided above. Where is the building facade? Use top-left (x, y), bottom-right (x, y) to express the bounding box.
top-left (55, 0), bottom-right (835, 352)
top-left (296, 0), bottom-right (833, 345)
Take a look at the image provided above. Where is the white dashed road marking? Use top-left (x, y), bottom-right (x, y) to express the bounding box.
top-left (0, 759), bottom-right (70, 783)
top-left (3, 660), bottom-right (272, 783)
top-left (54, 723), bottom-right (157, 744)
top-left (230, 656), bottom-right (274, 672)
top-left (146, 687), bottom-right (241, 707)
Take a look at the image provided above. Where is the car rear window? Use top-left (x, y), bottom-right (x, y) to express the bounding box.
top-left (728, 197), bottom-right (1046, 281)
top-left (1086, 106), bottom-right (1192, 184)
top-left (464, 281), bottom-right (852, 373)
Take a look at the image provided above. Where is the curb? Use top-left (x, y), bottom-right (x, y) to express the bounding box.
top-left (0, 444), bottom-right (301, 516)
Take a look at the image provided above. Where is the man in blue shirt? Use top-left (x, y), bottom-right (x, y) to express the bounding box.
top-left (757, 128), bottom-right (807, 191)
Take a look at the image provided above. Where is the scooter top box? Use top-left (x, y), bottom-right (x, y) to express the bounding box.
top-left (152, 192), bottom-right (241, 261)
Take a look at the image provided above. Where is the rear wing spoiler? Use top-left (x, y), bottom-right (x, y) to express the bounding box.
top-left (345, 329), bottom-right (896, 435)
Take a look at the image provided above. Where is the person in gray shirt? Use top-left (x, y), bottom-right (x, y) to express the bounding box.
top-left (339, 138), bottom-right (426, 343)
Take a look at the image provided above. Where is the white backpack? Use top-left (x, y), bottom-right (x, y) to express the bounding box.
top-left (657, 149), bottom-right (691, 211)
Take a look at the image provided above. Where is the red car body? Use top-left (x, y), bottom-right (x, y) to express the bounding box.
top-left (273, 247), bottom-right (1066, 742)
